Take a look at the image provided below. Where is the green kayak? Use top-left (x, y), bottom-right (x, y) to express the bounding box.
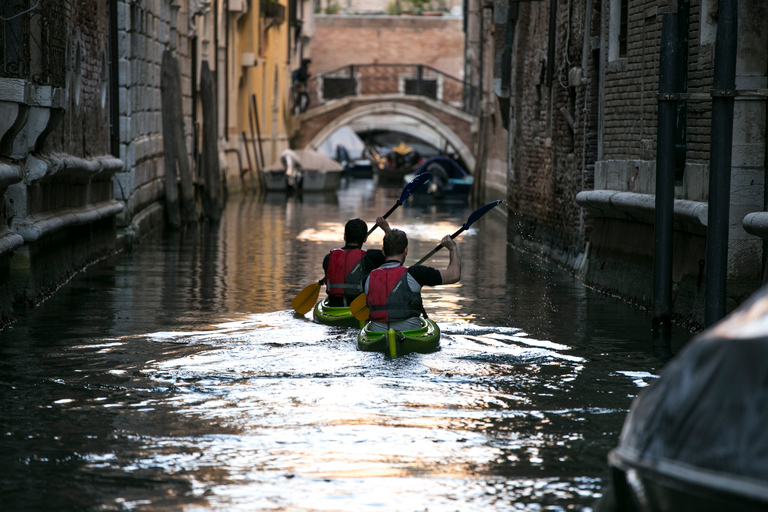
top-left (313, 297), bottom-right (365, 328)
top-left (357, 317), bottom-right (441, 357)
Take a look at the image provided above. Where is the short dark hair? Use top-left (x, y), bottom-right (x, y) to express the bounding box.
top-left (383, 229), bottom-right (408, 257)
top-left (344, 218), bottom-right (367, 246)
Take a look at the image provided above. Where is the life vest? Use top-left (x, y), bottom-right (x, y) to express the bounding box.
top-left (367, 265), bottom-right (424, 322)
top-left (326, 248), bottom-right (367, 298)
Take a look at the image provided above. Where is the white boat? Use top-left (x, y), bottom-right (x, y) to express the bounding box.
top-left (263, 149), bottom-right (344, 192)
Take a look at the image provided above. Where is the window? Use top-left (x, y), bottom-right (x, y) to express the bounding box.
top-left (619, 0), bottom-right (628, 57)
top-left (609, 0), bottom-right (629, 61)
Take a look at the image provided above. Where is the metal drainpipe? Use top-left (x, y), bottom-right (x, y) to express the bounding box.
top-left (108, 0), bottom-right (119, 158)
top-left (764, 39), bottom-right (768, 282)
top-left (653, 13), bottom-right (678, 343)
top-left (704, 0), bottom-right (738, 327)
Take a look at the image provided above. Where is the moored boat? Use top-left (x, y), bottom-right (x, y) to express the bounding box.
top-left (596, 283), bottom-right (768, 512)
top-left (403, 155), bottom-right (473, 201)
top-left (313, 297), bottom-right (364, 328)
top-left (264, 149), bottom-right (343, 192)
top-left (357, 317), bottom-right (440, 357)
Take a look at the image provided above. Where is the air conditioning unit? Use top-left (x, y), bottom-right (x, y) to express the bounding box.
top-left (228, 0), bottom-right (245, 12)
top-left (241, 52), bottom-right (257, 67)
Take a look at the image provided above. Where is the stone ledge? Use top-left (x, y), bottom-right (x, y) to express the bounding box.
top-left (36, 153), bottom-right (125, 182)
top-left (576, 190), bottom-right (708, 235)
top-left (13, 200), bottom-right (125, 243)
top-left (743, 213), bottom-right (768, 239)
top-left (0, 227), bottom-right (24, 254)
top-left (0, 161), bottom-right (22, 188)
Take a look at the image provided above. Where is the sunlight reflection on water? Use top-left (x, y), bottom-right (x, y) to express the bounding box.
top-left (0, 188), bottom-right (692, 511)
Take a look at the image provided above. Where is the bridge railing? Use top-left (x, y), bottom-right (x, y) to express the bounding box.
top-left (304, 64), bottom-right (478, 116)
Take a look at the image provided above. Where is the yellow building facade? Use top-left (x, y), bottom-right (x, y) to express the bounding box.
top-left (206, 0), bottom-right (313, 193)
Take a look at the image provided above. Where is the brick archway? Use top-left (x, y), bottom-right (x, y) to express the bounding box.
top-left (297, 97), bottom-right (476, 172)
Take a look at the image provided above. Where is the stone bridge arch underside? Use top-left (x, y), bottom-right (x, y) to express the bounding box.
top-left (296, 98), bottom-right (477, 172)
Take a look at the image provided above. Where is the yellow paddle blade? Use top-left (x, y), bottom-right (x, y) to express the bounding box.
top-left (292, 282), bottom-right (322, 314)
top-left (349, 293), bottom-right (369, 321)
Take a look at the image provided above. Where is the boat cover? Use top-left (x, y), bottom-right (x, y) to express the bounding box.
top-left (315, 126), bottom-right (367, 161)
top-left (616, 283), bottom-right (768, 481)
top-left (415, 156), bottom-right (469, 179)
top-left (266, 149), bottom-right (344, 173)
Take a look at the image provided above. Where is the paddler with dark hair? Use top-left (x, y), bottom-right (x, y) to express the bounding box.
top-left (322, 216), bottom-right (392, 307)
top-left (364, 229), bottom-right (461, 332)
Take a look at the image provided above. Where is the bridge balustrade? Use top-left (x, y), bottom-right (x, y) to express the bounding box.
top-left (303, 64), bottom-right (477, 116)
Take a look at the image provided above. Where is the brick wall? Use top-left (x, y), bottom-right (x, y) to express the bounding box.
top-left (311, 16), bottom-right (464, 79)
top-left (111, 0), bottom-right (195, 229)
top-left (506, 0), bottom-right (596, 257)
top-left (45, 0), bottom-right (110, 157)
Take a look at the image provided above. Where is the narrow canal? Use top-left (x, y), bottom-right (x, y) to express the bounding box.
top-left (0, 179), bottom-right (693, 511)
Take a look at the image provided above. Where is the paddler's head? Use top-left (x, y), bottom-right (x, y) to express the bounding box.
top-left (344, 218), bottom-right (368, 247)
top-left (383, 229), bottom-right (408, 263)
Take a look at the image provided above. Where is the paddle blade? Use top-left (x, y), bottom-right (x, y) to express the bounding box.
top-left (350, 293), bottom-right (369, 321)
top-left (464, 200), bottom-right (503, 229)
top-left (413, 200), bottom-right (504, 266)
top-left (367, 172), bottom-right (433, 237)
top-left (292, 282), bottom-right (322, 314)
top-left (399, 171), bottom-right (431, 203)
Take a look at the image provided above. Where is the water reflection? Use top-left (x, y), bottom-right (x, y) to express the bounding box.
top-left (0, 181), bottom-right (693, 511)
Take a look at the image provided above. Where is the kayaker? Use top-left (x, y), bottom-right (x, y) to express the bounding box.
top-left (364, 229), bottom-right (460, 332)
top-left (323, 217), bottom-right (392, 307)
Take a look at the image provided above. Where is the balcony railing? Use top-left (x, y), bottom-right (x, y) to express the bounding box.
top-left (304, 64), bottom-right (478, 116)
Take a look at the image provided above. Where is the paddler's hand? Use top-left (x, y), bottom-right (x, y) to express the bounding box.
top-left (376, 216), bottom-right (392, 233)
top-left (442, 235), bottom-right (457, 251)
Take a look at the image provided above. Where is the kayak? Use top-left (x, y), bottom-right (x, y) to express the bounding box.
top-left (357, 317), bottom-right (441, 357)
top-left (313, 297), bottom-right (364, 328)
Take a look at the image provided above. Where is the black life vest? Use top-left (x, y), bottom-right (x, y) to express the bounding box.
top-left (366, 265), bottom-right (424, 322)
top-left (325, 248), bottom-right (367, 298)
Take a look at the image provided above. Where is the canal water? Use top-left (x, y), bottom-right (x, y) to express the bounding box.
top-left (0, 178), bottom-right (693, 511)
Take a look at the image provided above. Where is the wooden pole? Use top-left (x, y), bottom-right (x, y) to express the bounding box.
top-left (171, 53), bottom-right (197, 225)
top-left (248, 97), bottom-right (264, 190)
top-left (160, 50), bottom-right (181, 228)
top-left (242, 131), bottom-right (254, 192)
top-left (200, 61), bottom-right (222, 219)
top-left (251, 93), bottom-right (265, 169)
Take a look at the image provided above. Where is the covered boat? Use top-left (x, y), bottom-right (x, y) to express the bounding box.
top-left (264, 149), bottom-right (343, 192)
top-left (314, 126), bottom-right (373, 178)
top-left (403, 155), bottom-right (473, 200)
top-left (597, 284), bottom-right (768, 511)
top-left (357, 317), bottom-right (440, 357)
top-left (313, 297), bottom-right (364, 328)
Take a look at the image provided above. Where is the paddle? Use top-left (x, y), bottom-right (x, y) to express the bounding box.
top-left (291, 172), bottom-right (432, 315)
top-left (365, 171), bottom-right (431, 237)
top-left (349, 199), bottom-right (504, 321)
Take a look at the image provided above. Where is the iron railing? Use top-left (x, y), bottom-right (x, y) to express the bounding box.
top-left (305, 64), bottom-right (478, 116)
top-left (1, 0), bottom-right (67, 87)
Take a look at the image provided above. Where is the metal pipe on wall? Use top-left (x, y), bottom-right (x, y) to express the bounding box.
top-left (704, 0), bottom-right (739, 327)
top-left (108, 0), bottom-right (119, 157)
top-left (653, 13), bottom-right (679, 342)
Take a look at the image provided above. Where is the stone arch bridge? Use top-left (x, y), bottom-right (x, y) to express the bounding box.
top-left (292, 64), bottom-right (478, 171)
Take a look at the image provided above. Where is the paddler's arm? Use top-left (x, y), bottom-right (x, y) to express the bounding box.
top-left (375, 216), bottom-right (392, 234)
top-left (438, 235), bottom-right (461, 284)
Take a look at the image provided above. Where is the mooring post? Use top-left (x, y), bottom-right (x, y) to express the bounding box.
top-left (704, 0), bottom-right (738, 327)
top-left (652, 13), bottom-right (679, 344)
top-left (161, 50), bottom-right (181, 229)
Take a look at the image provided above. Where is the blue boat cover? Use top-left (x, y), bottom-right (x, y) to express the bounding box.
top-left (414, 156), bottom-right (468, 179)
top-left (617, 284), bottom-right (768, 481)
